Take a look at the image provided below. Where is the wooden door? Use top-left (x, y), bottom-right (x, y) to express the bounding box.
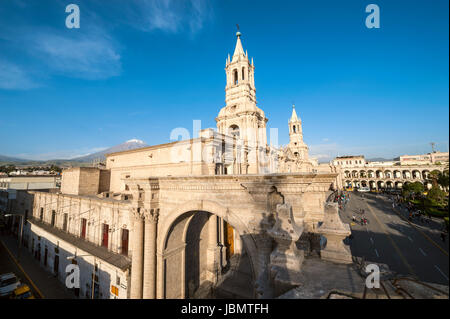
top-left (102, 224), bottom-right (109, 248)
top-left (63, 214), bottom-right (68, 232)
top-left (81, 219), bottom-right (86, 239)
top-left (224, 221), bottom-right (234, 260)
top-left (53, 255), bottom-right (59, 275)
top-left (121, 229), bottom-right (129, 256)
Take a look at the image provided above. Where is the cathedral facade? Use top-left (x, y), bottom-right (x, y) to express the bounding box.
top-left (18, 32), bottom-right (342, 299)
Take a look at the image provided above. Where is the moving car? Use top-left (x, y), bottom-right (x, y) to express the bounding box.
top-left (358, 186), bottom-right (370, 192)
top-left (0, 273), bottom-right (21, 297)
top-left (11, 284), bottom-right (35, 299)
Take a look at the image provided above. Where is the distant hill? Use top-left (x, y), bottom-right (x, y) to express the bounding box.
top-left (0, 139), bottom-right (148, 166)
top-left (0, 155), bottom-right (29, 163)
top-left (367, 157), bottom-right (394, 162)
top-left (71, 139), bottom-right (148, 162)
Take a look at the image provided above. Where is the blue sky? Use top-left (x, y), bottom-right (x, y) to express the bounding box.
top-left (0, 0), bottom-right (448, 161)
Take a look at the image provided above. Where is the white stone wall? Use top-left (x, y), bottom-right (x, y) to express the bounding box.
top-left (25, 222), bottom-right (129, 299)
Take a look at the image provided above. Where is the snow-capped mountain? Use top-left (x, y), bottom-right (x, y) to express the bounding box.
top-left (71, 139), bottom-right (148, 162)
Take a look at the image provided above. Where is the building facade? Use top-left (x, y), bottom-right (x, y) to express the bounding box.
top-left (17, 32), bottom-right (343, 299)
top-left (331, 155), bottom-right (448, 190)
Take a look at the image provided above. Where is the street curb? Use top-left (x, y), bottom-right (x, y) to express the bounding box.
top-left (0, 239), bottom-right (45, 299)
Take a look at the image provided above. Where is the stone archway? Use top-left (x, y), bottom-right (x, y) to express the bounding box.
top-left (157, 201), bottom-right (258, 299)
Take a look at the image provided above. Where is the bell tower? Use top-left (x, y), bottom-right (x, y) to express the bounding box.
top-left (216, 30), bottom-right (267, 147)
top-left (288, 104), bottom-right (309, 160)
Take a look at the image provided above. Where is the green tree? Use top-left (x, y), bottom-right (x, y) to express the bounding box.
top-left (437, 170), bottom-right (449, 192)
top-left (402, 182), bottom-right (424, 199)
top-left (426, 185), bottom-right (446, 206)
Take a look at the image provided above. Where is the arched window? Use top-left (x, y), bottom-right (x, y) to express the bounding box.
top-left (233, 69), bottom-right (238, 85)
top-left (242, 67), bottom-right (245, 80)
top-left (229, 125), bottom-right (240, 138)
top-left (293, 125), bottom-right (296, 133)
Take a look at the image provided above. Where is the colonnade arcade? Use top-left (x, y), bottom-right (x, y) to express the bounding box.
top-left (342, 166), bottom-right (445, 190)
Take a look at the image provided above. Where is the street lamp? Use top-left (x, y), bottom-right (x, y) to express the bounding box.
top-left (4, 213), bottom-right (24, 262)
top-left (66, 254), bottom-right (96, 299)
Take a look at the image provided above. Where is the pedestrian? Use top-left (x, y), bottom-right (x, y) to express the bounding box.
top-left (352, 215), bottom-right (356, 222)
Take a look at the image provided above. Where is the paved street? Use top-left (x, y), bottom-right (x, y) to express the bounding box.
top-left (340, 192), bottom-right (449, 286)
top-left (0, 235), bottom-right (75, 299)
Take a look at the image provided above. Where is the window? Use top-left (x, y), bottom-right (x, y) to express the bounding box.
top-left (51, 210), bottom-right (56, 226)
top-left (233, 69), bottom-right (238, 85)
top-left (102, 224), bottom-right (109, 248)
top-left (242, 67), bottom-right (245, 80)
top-left (121, 229), bottom-right (129, 256)
top-left (63, 214), bottom-right (68, 232)
top-left (80, 218), bottom-right (87, 239)
top-left (39, 208), bottom-right (43, 221)
top-left (229, 125), bottom-right (240, 138)
top-left (293, 125), bottom-right (296, 133)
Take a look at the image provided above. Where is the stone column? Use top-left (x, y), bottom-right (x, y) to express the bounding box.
top-left (143, 209), bottom-right (159, 299)
top-left (130, 208), bottom-right (145, 299)
top-left (218, 217), bottom-right (227, 269)
top-left (206, 214), bottom-right (219, 281)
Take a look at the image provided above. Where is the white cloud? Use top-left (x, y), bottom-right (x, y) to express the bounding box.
top-left (0, 59), bottom-right (38, 90)
top-left (131, 0), bottom-right (212, 34)
top-left (30, 29), bottom-right (121, 80)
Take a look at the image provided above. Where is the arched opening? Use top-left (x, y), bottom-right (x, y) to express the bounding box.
top-left (229, 125), bottom-right (240, 138)
top-left (242, 67), bottom-right (245, 80)
top-left (385, 170), bottom-right (392, 179)
top-left (293, 125), bottom-right (296, 133)
top-left (161, 210), bottom-right (253, 299)
top-left (412, 170), bottom-right (421, 179)
top-left (233, 69), bottom-right (238, 85)
top-left (402, 170), bottom-right (411, 179)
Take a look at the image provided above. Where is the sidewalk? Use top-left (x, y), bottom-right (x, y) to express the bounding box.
top-left (0, 235), bottom-right (75, 299)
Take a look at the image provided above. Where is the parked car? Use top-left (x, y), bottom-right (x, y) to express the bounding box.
top-left (10, 284), bottom-right (34, 299)
top-left (0, 273), bottom-right (21, 297)
top-left (358, 186), bottom-right (370, 193)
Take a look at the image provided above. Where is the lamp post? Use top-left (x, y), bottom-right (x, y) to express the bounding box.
top-left (5, 213), bottom-right (24, 262)
top-left (66, 254), bottom-right (96, 299)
